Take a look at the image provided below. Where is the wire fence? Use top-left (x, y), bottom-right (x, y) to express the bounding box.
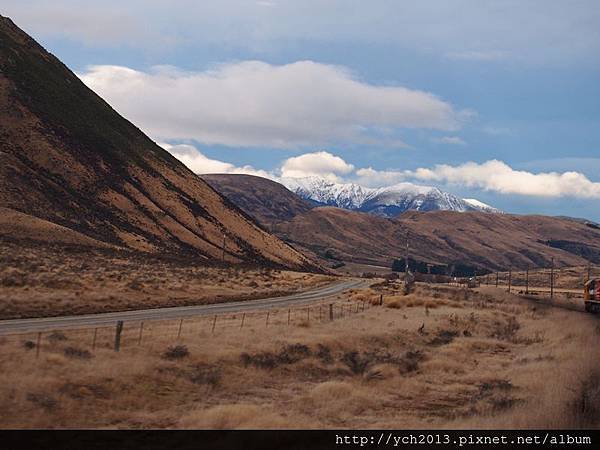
top-left (0, 299), bottom-right (373, 357)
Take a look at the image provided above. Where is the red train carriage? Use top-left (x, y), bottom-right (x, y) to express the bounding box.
top-left (584, 278), bottom-right (600, 313)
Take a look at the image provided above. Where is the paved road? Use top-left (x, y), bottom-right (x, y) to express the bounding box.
top-left (0, 279), bottom-right (369, 335)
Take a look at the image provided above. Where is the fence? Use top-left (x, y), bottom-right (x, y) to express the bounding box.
top-left (474, 264), bottom-right (597, 300)
top-left (1, 298), bottom-right (372, 358)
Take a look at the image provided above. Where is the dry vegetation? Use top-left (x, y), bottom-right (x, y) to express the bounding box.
top-left (1, 282), bottom-right (599, 429)
top-left (0, 239), bottom-right (335, 319)
top-left (492, 265), bottom-right (600, 291)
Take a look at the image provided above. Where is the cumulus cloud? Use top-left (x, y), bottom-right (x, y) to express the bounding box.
top-left (356, 160), bottom-right (600, 198)
top-left (79, 61), bottom-right (465, 149)
top-left (162, 144), bottom-right (600, 200)
top-left (402, 160), bottom-right (600, 198)
top-left (280, 151), bottom-right (354, 182)
top-left (161, 143), bottom-right (272, 178)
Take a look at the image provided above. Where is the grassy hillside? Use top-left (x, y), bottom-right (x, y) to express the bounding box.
top-left (0, 16), bottom-right (317, 271)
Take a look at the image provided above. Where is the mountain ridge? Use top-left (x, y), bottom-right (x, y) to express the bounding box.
top-left (0, 15), bottom-right (317, 271)
top-left (281, 176), bottom-right (502, 217)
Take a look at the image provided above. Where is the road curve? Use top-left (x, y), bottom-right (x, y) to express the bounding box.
top-left (0, 279), bottom-right (370, 335)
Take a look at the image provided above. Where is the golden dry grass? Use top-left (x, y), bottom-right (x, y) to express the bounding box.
top-left (0, 239), bottom-right (335, 319)
top-left (0, 283), bottom-right (599, 429)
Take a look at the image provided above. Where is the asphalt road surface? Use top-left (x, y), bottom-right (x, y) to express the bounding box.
top-left (0, 279), bottom-right (369, 335)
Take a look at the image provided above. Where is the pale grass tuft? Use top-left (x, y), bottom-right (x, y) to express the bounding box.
top-left (179, 404), bottom-right (288, 429)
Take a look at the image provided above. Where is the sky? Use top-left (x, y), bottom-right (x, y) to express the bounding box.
top-left (3, 1), bottom-right (600, 220)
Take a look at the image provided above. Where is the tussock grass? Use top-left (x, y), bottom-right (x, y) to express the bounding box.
top-left (1, 282), bottom-right (599, 429)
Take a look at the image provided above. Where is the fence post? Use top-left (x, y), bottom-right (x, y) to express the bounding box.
top-left (138, 322), bottom-right (144, 345)
top-left (495, 272), bottom-right (499, 287)
top-left (329, 303), bottom-right (333, 321)
top-left (114, 321), bottom-right (123, 352)
top-left (240, 313), bottom-right (245, 329)
top-left (211, 315), bottom-right (217, 333)
top-left (379, 294), bottom-right (383, 306)
top-left (288, 309), bottom-right (291, 325)
top-left (177, 319), bottom-right (184, 339)
top-left (550, 257), bottom-right (555, 299)
top-left (319, 305), bottom-right (322, 322)
top-left (266, 311), bottom-right (270, 326)
top-left (92, 328), bottom-right (98, 350)
top-left (507, 269), bottom-right (512, 293)
top-left (35, 332), bottom-right (42, 359)
top-left (307, 307), bottom-right (310, 323)
top-left (525, 267), bottom-right (529, 295)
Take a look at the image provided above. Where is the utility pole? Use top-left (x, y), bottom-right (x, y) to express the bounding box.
top-left (550, 257), bottom-right (555, 299)
top-left (525, 266), bottom-right (529, 295)
top-left (404, 231), bottom-right (410, 276)
top-left (222, 233), bottom-right (226, 264)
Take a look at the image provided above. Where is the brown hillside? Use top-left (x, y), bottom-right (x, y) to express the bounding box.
top-left (201, 174), bottom-right (313, 227)
top-left (0, 16), bottom-right (316, 271)
top-left (276, 207), bottom-right (600, 271)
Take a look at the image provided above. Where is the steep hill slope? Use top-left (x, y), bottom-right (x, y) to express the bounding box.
top-left (276, 208), bottom-right (600, 271)
top-left (201, 174), bottom-right (314, 227)
top-left (0, 16), bottom-right (314, 270)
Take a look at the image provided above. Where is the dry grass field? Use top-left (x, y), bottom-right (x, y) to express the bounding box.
top-left (490, 266), bottom-right (600, 291)
top-left (0, 238), bottom-right (335, 319)
top-left (1, 281), bottom-right (599, 429)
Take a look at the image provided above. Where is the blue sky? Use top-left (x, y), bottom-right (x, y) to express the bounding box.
top-left (4, 1), bottom-right (600, 220)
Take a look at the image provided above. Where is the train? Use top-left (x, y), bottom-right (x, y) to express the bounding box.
top-left (584, 278), bottom-right (600, 313)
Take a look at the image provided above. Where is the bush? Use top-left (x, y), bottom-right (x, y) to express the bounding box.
top-left (240, 343), bottom-right (312, 369)
top-left (341, 351), bottom-right (372, 375)
top-left (189, 365), bottom-right (222, 388)
top-left (47, 332), bottom-right (67, 342)
top-left (163, 345), bottom-right (190, 360)
top-left (64, 346), bottom-right (92, 359)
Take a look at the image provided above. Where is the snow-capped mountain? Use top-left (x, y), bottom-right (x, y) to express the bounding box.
top-left (281, 176), bottom-right (501, 217)
top-left (463, 198), bottom-right (502, 214)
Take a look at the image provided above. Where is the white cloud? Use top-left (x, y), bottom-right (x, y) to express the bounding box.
top-left (161, 143), bottom-right (272, 178)
top-left (79, 61), bottom-right (465, 149)
top-left (432, 136), bottom-right (466, 145)
top-left (354, 167), bottom-right (408, 187)
top-left (280, 151), bottom-right (354, 182)
top-left (356, 160), bottom-right (600, 198)
top-left (407, 160), bottom-right (600, 198)
top-left (162, 144), bottom-right (600, 200)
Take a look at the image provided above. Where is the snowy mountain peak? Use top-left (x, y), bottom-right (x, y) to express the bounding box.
top-left (463, 198), bottom-right (503, 213)
top-left (281, 176), bottom-right (501, 217)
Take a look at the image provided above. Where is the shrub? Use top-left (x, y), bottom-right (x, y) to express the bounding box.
top-left (240, 343), bottom-right (311, 369)
top-left (341, 351), bottom-right (372, 375)
top-left (429, 330), bottom-right (459, 346)
top-left (189, 365), bottom-right (222, 388)
top-left (64, 346), bottom-right (92, 359)
top-left (163, 345), bottom-right (190, 360)
top-left (47, 332), bottom-right (67, 342)
top-left (315, 344), bottom-right (333, 364)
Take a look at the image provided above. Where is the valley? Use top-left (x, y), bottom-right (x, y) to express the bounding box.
top-left (1, 11), bottom-right (599, 434)
top-left (1, 282), bottom-right (598, 429)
